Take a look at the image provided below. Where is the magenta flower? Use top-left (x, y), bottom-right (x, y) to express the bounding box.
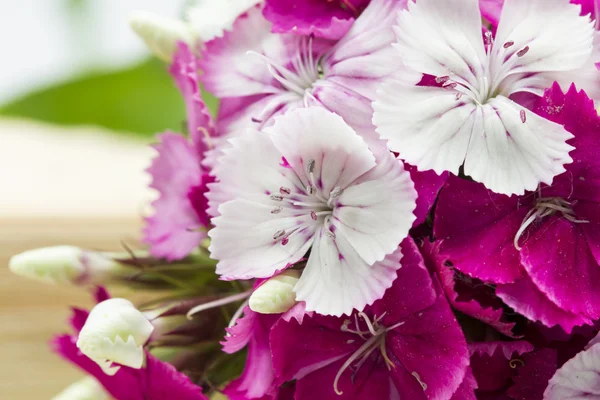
top-left (143, 43), bottom-right (215, 261)
top-left (270, 239), bottom-right (470, 399)
top-left (469, 341), bottom-right (534, 396)
top-left (424, 241), bottom-right (517, 338)
top-left (263, 0), bottom-right (371, 40)
top-left (200, 0), bottom-right (404, 144)
top-left (221, 306), bottom-right (280, 399)
top-left (434, 84), bottom-right (600, 332)
top-left (52, 335), bottom-right (208, 400)
top-left (508, 349), bottom-right (558, 400)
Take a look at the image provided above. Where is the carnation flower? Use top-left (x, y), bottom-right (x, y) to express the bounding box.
top-left (269, 239), bottom-right (470, 399)
top-left (208, 107), bottom-right (417, 316)
top-left (200, 0), bottom-right (404, 148)
top-left (434, 85), bottom-right (600, 332)
top-left (373, 0), bottom-right (598, 195)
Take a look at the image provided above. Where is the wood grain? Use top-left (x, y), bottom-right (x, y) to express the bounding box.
top-left (0, 218), bottom-right (142, 398)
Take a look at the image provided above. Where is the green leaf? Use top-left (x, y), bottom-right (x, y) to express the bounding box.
top-left (0, 59), bottom-right (218, 138)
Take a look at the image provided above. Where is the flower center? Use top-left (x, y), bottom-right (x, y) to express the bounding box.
top-left (514, 196), bottom-right (589, 249)
top-left (250, 36), bottom-right (322, 98)
top-left (271, 158), bottom-right (340, 246)
top-left (434, 33), bottom-right (531, 106)
top-left (333, 312), bottom-right (405, 395)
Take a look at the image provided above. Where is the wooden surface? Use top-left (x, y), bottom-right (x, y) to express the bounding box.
top-left (0, 218), bottom-right (142, 398)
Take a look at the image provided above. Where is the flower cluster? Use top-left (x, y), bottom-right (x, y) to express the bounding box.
top-left (12, 0), bottom-right (600, 399)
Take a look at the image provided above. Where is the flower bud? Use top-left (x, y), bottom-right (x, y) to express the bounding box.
top-left (249, 270), bottom-right (301, 314)
top-left (51, 376), bottom-right (109, 400)
top-left (9, 246), bottom-right (128, 285)
top-left (76, 298), bottom-right (154, 375)
top-left (130, 11), bottom-right (194, 62)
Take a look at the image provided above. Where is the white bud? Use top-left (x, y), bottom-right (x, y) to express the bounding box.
top-left (9, 246), bottom-right (121, 285)
top-left (77, 298), bottom-right (154, 375)
top-left (249, 270), bottom-right (301, 314)
top-left (52, 376), bottom-right (109, 400)
top-left (130, 11), bottom-right (194, 62)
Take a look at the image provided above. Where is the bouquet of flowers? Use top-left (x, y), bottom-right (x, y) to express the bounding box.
top-left (10, 0), bottom-right (600, 399)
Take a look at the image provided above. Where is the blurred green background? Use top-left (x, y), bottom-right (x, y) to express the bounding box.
top-left (0, 0), bottom-right (217, 139)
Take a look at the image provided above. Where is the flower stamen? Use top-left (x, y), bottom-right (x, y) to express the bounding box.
top-left (514, 197), bottom-right (589, 249)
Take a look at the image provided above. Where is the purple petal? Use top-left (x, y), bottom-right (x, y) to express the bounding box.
top-left (496, 274), bottom-right (592, 333)
top-left (479, 0), bottom-right (504, 27)
top-left (263, 0), bottom-right (359, 40)
top-left (434, 175), bottom-right (527, 284)
top-left (372, 238), bottom-right (437, 325)
top-left (406, 164), bottom-right (448, 227)
top-left (424, 241), bottom-right (517, 337)
top-left (521, 216), bottom-right (600, 320)
top-left (143, 132), bottom-right (208, 261)
top-left (451, 368), bottom-right (478, 400)
top-left (270, 314), bottom-right (356, 383)
top-left (534, 84), bottom-right (600, 203)
top-left (386, 288), bottom-right (470, 400)
top-left (169, 42), bottom-right (215, 153)
top-left (51, 335), bottom-right (208, 400)
top-left (507, 349), bottom-right (557, 400)
top-left (68, 308), bottom-right (89, 333)
top-left (294, 357), bottom-right (393, 400)
top-left (469, 341), bottom-right (534, 392)
top-left (222, 307), bottom-right (280, 399)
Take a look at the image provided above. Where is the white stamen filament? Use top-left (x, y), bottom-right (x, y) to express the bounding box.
top-left (334, 313), bottom-right (405, 395)
top-left (514, 197), bottom-right (589, 250)
top-left (247, 35), bottom-right (320, 98)
top-left (187, 291), bottom-right (252, 319)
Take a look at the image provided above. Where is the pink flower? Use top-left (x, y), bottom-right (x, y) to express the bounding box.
top-left (269, 239), bottom-right (470, 399)
top-left (52, 335), bottom-right (208, 400)
top-left (434, 84), bottom-right (600, 332)
top-left (208, 107), bottom-right (416, 316)
top-left (200, 0), bottom-right (405, 146)
top-left (221, 306), bottom-right (280, 399)
top-left (374, 0), bottom-right (599, 195)
top-left (263, 0), bottom-right (371, 40)
top-left (143, 43), bottom-right (215, 261)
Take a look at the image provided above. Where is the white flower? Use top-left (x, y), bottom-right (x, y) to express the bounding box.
top-left (208, 107), bottom-right (416, 316)
top-left (373, 0), bottom-right (598, 195)
top-left (8, 246), bottom-right (124, 285)
top-left (52, 376), bottom-right (109, 400)
top-left (76, 299), bottom-right (154, 376)
top-left (249, 270), bottom-right (301, 314)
